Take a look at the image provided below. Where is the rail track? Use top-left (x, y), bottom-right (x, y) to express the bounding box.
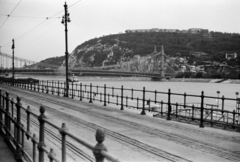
top-left (3, 85), bottom-right (240, 162)
top-left (18, 108), bottom-right (95, 162)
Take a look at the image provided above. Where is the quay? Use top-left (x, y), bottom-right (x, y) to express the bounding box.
top-left (0, 81), bottom-right (240, 162)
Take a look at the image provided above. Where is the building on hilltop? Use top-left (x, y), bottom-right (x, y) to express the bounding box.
top-left (225, 52), bottom-right (237, 60)
top-left (188, 28), bottom-right (209, 34)
top-left (125, 28), bottom-right (209, 34)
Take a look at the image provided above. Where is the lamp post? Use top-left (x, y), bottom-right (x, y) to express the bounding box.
top-left (61, 2), bottom-right (71, 97)
top-left (12, 39), bottom-right (15, 84)
top-left (217, 91), bottom-right (220, 108)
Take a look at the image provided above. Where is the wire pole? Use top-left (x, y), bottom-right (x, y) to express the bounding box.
top-left (62, 2), bottom-right (71, 97)
top-left (12, 39), bottom-right (15, 82)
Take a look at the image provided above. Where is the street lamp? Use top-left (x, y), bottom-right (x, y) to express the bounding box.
top-left (12, 39), bottom-right (15, 84)
top-left (62, 2), bottom-right (71, 97)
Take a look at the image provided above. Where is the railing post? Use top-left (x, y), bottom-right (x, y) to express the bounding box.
top-left (80, 83), bottom-right (82, 101)
top-left (46, 80), bottom-right (49, 93)
top-left (48, 148), bottom-right (56, 162)
top-left (103, 84), bottom-right (107, 106)
top-left (4, 92), bottom-right (10, 142)
top-left (14, 96), bottom-right (23, 160)
top-left (38, 106), bottom-right (46, 162)
top-left (176, 102), bottom-right (178, 118)
top-left (11, 98), bottom-right (14, 118)
top-left (58, 81), bottom-right (60, 96)
top-left (59, 123), bottom-right (68, 162)
top-left (199, 91), bottom-right (204, 128)
top-left (32, 134), bottom-right (37, 162)
top-left (221, 96), bottom-right (225, 112)
top-left (211, 106), bottom-right (213, 127)
top-left (89, 83), bottom-right (93, 103)
top-left (0, 89), bottom-right (2, 129)
top-left (52, 81), bottom-right (54, 94)
top-left (141, 87), bottom-right (146, 115)
top-left (26, 106), bottom-right (31, 140)
top-left (93, 129), bottom-right (107, 162)
top-left (71, 81), bottom-right (74, 99)
top-left (184, 92), bottom-right (186, 109)
top-left (167, 89), bottom-right (171, 120)
top-left (120, 85), bottom-right (124, 110)
top-left (192, 105), bottom-right (195, 121)
top-left (233, 110), bottom-right (236, 129)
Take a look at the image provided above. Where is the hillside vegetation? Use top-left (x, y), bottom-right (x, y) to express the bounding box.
top-left (39, 31), bottom-right (240, 78)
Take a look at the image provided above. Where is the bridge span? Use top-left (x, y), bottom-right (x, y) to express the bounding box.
top-left (0, 68), bottom-right (175, 79)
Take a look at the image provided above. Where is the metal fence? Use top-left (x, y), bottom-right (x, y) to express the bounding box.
top-left (0, 89), bottom-right (121, 162)
top-left (1, 78), bottom-right (240, 131)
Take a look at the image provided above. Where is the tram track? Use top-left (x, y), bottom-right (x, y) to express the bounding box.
top-left (3, 85), bottom-right (240, 162)
top-left (18, 109), bottom-right (95, 162)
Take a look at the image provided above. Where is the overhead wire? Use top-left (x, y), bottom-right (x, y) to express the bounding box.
top-left (0, 13), bottom-right (60, 19)
top-left (0, 0), bottom-right (22, 29)
top-left (1, 0), bottom-right (85, 47)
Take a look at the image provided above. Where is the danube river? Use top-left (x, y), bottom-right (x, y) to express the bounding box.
top-left (18, 75), bottom-right (240, 112)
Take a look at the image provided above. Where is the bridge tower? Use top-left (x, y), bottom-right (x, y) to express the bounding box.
top-left (160, 44), bottom-right (165, 79)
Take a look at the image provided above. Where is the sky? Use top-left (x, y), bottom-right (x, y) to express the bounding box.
top-left (0, 0), bottom-right (240, 63)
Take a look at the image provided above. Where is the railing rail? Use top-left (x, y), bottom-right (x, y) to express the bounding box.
top-left (0, 88), bottom-right (121, 162)
top-left (1, 78), bottom-right (240, 131)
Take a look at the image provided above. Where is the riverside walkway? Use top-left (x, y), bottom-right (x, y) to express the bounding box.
top-left (0, 84), bottom-right (240, 162)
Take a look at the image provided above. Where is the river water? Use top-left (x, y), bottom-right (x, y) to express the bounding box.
top-left (18, 75), bottom-right (240, 112)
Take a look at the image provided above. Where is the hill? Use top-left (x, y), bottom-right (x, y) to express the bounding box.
top-left (41, 31), bottom-right (240, 66)
top-left (38, 31), bottom-right (240, 78)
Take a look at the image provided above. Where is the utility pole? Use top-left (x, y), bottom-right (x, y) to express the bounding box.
top-left (12, 39), bottom-right (15, 82)
top-left (0, 46), bottom-right (2, 69)
top-left (61, 2), bottom-right (71, 97)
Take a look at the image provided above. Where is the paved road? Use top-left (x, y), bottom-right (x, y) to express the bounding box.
top-left (1, 85), bottom-right (240, 162)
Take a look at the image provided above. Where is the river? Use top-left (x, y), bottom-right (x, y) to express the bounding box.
top-left (16, 75), bottom-right (240, 112)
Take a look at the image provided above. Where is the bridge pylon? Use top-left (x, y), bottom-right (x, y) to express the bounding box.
top-left (160, 44), bottom-right (165, 79)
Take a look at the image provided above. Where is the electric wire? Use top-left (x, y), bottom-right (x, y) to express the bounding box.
top-left (0, 0), bottom-right (22, 29)
top-left (1, 0), bottom-right (85, 47)
top-left (0, 13), bottom-right (60, 19)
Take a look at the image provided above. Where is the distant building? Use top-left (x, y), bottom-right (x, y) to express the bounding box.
top-left (125, 28), bottom-right (209, 34)
top-left (191, 52), bottom-right (208, 58)
top-left (225, 53), bottom-right (237, 60)
top-left (188, 28), bottom-right (208, 34)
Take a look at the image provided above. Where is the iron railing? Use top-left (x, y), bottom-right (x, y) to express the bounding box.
top-left (1, 78), bottom-right (240, 131)
top-left (0, 89), bottom-right (121, 162)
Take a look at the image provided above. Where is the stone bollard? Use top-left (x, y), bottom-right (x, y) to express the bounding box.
top-left (93, 129), bottom-right (107, 162)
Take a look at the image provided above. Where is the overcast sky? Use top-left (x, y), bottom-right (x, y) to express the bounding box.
top-left (0, 0), bottom-right (240, 62)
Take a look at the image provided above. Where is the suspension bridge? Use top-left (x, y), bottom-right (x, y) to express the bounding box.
top-left (0, 45), bottom-right (178, 79)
